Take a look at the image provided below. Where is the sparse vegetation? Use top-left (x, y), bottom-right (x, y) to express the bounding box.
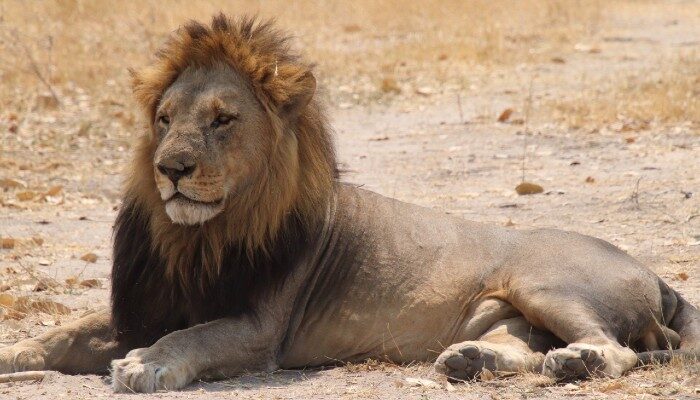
top-left (543, 55), bottom-right (700, 129)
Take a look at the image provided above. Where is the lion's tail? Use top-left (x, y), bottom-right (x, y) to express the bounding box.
top-left (636, 290), bottom-right (700, 366)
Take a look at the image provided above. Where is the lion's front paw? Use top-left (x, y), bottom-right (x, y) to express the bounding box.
top-left (0, 343), bottom-right (46, 374)
top-left (111, 347), bottom-right (194, 393)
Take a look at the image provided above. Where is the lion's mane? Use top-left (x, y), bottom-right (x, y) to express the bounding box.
top-left (111, 14), bottom-right (336, 346)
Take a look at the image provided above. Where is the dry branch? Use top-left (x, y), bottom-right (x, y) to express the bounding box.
top-left (9, 28), bottom-right (61, 106)
top-left (0, 371), bottom-right (46, 384)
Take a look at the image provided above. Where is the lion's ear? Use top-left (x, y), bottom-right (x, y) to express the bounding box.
top-left (280, 71), bottom-right (316, 120)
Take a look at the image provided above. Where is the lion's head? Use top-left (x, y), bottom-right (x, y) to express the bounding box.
top-left (118, 15), bottom-right (336, 288)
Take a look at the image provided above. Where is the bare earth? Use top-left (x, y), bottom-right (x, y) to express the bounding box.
top-left (1, 4), bottom-right (699, 400)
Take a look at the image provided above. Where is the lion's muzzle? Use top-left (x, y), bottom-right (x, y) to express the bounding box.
top-left (154, 149), bottom-right (225, 225)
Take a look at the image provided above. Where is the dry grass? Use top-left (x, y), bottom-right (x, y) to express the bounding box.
top-left (544, 55), bottom-right (700, 130)
top-left (0, 1), bottom-right (617, 106)
top-left (2, 0), bottom-right (699, 126)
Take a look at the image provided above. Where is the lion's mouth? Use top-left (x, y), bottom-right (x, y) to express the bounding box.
top-left (164, 192), bottom-right (225, 225)
top-left (168, 192), bottom-right (223, 207)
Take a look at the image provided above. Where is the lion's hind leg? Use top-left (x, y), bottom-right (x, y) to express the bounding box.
top-left (435, 316), bottom-right (561, 381)
top-left (515, 304), bottom-right (640, 379)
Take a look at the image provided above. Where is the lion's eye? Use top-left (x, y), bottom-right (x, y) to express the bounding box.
top-left (158, 115), bottom-right (170, 125)
top-left (211, 114), bottom-right (234, 129)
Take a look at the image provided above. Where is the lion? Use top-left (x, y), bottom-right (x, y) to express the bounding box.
top-left (0, 14), bottom-right (698, 393)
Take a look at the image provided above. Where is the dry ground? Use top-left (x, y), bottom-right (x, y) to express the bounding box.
top-left (0, 1), bottom-right (699, 399)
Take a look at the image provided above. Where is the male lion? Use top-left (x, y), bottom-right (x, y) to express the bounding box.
top-left (0, 14), bottom-right (698, 393)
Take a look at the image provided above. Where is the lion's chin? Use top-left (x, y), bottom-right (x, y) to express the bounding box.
top-left (165, 197), bottom-right (224, 225)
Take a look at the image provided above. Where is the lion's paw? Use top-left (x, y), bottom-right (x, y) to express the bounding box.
top-left (111, 347), bottom-right (193, 393)
top-left (0, 343), bottom-right (45, 374)
top-left (435, 342), bottom-right (499, 381)
top-left (543, 344), bottom-right (607, 380)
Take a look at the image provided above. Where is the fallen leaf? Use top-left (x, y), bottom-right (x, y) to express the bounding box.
top-left (343, 24), bottom-right (361, 33)
top-left (0, 293), bottom-right (15, 308)
top-left (574, 43), bottom-right (601, 53)
top-left (45, 185), bottom-right (63, 196)
top-left (0, 178), bottom-right (26, 189)
top-left (77, 121), bottom-right (91, 137)
top-left (497, 108), bottom-right (514, 123)
top-left (380, 78), bottom-right (401, 94)
top-left (15, 297), bottom-right (70, 315)
top-left (33, 278), bottom-right (59, 292)
top-left (79, 279), bottom-right (101, 288)
top-left (37, 93), bottom-right (59, 109)
top-left (80, 253), bottom-right (98, 263)
top-left (551, 57), bottom-right (566, 64)
top-left (33, 281), bottom-right (49, 292)
top-left (585, 176), bottom-right (596, 183)
top-left (1, 238), bottom-right (15, 249)
top-left (2, 309), bottom-right (26, 321)
top-left (16, 191), bottom-right (36, 201)
top-left (600, 380), bottom-right (624, 392)
top-left (515, 182), bottom-right (544, 195)
top-left (44, 195), bottom-right (64, 205)
top-left (415, 86), bottom-right (435, 96)
top-left (405, 378), bottom-right (441, 389)
top-left (480, 369), bottom-right (496, 381)
top-left (32, 300), bottom-right (71, 315)
top-left (674, 272), bottom-right (689, 281)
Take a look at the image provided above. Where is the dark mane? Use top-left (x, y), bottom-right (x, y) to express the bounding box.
top-left (110, 198), bottom-right (315, 347)
top-left (113, 13), bottom-right (336, 347)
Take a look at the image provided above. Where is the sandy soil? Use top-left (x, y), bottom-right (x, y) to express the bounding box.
top-left (1, 5), bottom-right (699, 400)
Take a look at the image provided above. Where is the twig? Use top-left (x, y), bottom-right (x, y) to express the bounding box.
top-left (386, 322), bottom-right (404, 359)
top-left (456, 93), bottom-right (464, 123)
top-left (630, 177), bottom-right (642, 209)
top-left (10, 29), bottom-right (61, 106)
top-left (0, 371), bottom-right (46, 384)
top-left (521, 77), bottom-right (535, 183)
top-left (46, 35), bottom-right (54, 85)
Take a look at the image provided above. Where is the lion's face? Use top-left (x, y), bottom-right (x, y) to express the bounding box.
top-left (152, 65), bottom-right (271, 225)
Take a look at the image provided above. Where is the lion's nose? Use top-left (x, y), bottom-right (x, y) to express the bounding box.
top-left (157, 157), bottom-right (196, 185)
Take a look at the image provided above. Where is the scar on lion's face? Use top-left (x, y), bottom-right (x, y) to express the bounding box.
top-left (151, 65), bottom-right (272, 225)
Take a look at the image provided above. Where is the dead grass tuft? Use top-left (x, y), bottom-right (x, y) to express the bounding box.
top-left (343, 358), bottom-right (399, 373)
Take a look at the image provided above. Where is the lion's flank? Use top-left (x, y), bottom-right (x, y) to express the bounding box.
top-left (111, 14), bottom-right (337, 338)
